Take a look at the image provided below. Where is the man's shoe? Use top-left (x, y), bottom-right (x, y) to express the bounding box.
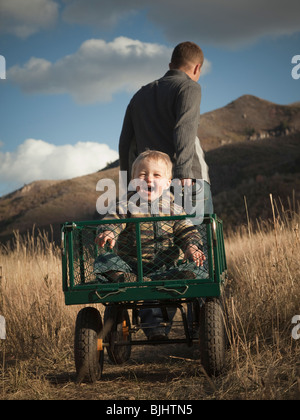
top-left (189, 329), bottom-right (200, 339)
top-left (148, 332), bottom-right (168, 343)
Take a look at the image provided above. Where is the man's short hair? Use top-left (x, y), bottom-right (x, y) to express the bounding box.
top-left (170, 41), bottom-right (204, 70)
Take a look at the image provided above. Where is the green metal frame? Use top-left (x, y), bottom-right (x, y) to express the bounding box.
top-left (61, 214), bottom-right (227, 305)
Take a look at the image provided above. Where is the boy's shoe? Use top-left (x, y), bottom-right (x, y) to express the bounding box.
top-left (105, 271), bottom-right (137, 282)
top-left (171, 270), bottom-right (196, 280)
top-left (105, 271), bottom-right (123, 282)
top-left (152, 271), bottom-right (196, 281)
top-left (122, 273), bottom-right (138, 282)
top-left (108, 273), bottom-right (151, 283)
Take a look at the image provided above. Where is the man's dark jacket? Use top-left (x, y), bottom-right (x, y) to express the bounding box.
top-left (119, 69), bottom-right (209, 182)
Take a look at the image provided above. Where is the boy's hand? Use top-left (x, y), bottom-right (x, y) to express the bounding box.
top-left (183, 244), bottom-right (206, 267)
top-left (95, 231), bottom-right (116, 249)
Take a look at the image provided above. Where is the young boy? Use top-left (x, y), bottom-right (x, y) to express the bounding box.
top-left (94, 150), bottom-right (206, 283)
top-left (94, 150), bottom-right (206, 340)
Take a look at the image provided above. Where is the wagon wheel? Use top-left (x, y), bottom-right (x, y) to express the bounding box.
top-left (74, 307), bottom-right (104, 383)
top-left (104, 304), bottom-right (132, 364)
top-left (199, 297), bottom-right (226, 376)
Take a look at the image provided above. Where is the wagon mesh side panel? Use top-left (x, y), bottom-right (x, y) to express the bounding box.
top-left (70, 220), bottom-right (210, 285)
top-left (72, 227), bottom-right (98, 286)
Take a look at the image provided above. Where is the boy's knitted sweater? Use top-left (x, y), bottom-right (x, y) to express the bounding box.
top-left (97, 193), bottom-right (202, 267)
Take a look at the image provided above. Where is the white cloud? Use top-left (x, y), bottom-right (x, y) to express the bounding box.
top-left (8, 37), bottom-right (211, 104)
top-left (0, 139), bottom-right (118, 195)
top-left (62, 0), bottom-right (300, 47)
top-left (0, 0), bottom-right (59, 38)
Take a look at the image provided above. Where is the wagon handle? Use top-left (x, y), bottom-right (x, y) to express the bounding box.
top-left (94, 289), bottom-right (126, 300)
top-left (155, 285), bottom-right (189, 296)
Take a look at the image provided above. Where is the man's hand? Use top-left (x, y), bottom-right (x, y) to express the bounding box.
top-left (95, 231), bottom-right (116, 249)
top-left (183, 244), bottom-right (206, 267)
top-left (172, 178), bottom-right (193, 187)
top-left (181, 178), bottom-right (193, 187)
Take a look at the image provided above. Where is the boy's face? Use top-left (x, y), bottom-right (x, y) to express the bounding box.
top-left (133, 158), bottom-right (171, 201)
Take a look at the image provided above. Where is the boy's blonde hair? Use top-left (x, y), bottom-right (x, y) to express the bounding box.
top-left (131, 150), bottom-right (173, 179)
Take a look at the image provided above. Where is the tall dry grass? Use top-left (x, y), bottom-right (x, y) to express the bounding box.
top-left (0, 228), bottom-right (76, 359)
top-left (223, 195), bottom-right (300, 399)
top-left (0, 198), bottom-right (299, 399)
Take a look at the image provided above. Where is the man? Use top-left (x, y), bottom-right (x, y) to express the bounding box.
top-left (119, 41), bottom-right (212, 212)
top-left (118, 41), bottom-right (212, 340)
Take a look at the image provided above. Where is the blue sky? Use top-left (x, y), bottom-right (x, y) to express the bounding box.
top-left (0, 0), bottom-right (300, 196)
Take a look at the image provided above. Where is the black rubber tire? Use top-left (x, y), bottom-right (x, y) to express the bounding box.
top-left (104, 305), bottom-right (132, 365)
top-left (74, 307), bottom-right (104, 383)
top-left (199, 298), bottom-right (226, 376)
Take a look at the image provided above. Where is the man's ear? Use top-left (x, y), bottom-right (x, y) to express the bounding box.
top-left (194, 63), bottom-right (202, 76)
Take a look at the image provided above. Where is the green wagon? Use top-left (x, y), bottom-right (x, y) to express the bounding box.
top-left (61, 214), bottom-right (228, 382)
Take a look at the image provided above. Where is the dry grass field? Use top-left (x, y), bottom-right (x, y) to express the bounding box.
top-left (0, 197), bottom-right (299, 400)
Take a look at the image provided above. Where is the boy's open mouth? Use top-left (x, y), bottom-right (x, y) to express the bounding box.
top-left (138, 184), bottom-right (157, 200)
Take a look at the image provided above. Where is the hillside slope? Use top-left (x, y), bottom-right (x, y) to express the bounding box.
top-left (0, 95), bottom-right (299, 243)
top-left (198, 94), bottom-right (300, 150)
top-left (0, 167), bottom-right (119, 244)
top-left (206, 133), bottom-right (300, 226)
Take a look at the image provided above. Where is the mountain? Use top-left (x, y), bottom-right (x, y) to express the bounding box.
top-left (0, 95), bottom-right (299, 244)
top-left (198, 94), bottom-right (300, 150)
top-left (0, 167), bottom-right (120, 244)
top-left (206, 132), bottom-right (300, 226)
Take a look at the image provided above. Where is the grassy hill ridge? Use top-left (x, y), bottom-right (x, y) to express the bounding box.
top-left (198, 94), bottom-right (300, 150)
top-left (0, 94), bottom-right (299, 244)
